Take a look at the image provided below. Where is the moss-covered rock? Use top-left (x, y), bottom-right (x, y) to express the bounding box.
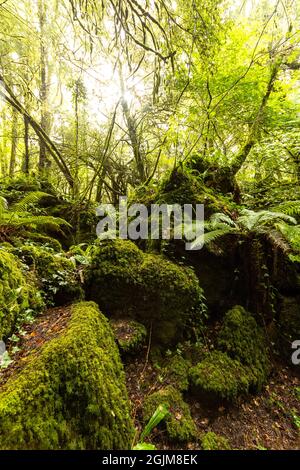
top-left (133, 166), bottom-right (236, 218)
top-left (14, 244), bottom-right (83, 306)
top-left (162, 354), bottom-right (191, 392)
top-left (218, 306), bottom-right (269, 390)
top-left (111, 319), bottom-right (147, 354)
top-left (85, 239), bottom-right (206, 346)
top-left (0, 248), bottom-right (43, 339)
top-left (0, 301), bottom-right (134, 450)
top-left (189, 351), bottom-right (253, 401)
top-left (200, 432), bottom-right (231, 450)
top-left (143, 386), bottom-right (197, 442)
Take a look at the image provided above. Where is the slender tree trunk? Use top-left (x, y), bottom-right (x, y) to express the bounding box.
top-left (38, 0), bottom-right (51, 176)
top-left (73, 80), bottom-right (80, 242)
top-left (9, 108), bottom-right (18, 177)
top-left (0, 73), bottom-right (74, 187)
top-left (118, 65), bottom-right (146, 183)
top-left (23, 116), bottom-right (29, 174)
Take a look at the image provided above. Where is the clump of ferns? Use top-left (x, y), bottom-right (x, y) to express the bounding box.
top-left (187, 209), bottom-right (298, 251)
top-left (0, 192), bottom-right (70, 242)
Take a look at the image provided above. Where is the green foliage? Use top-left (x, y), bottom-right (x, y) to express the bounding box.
top-left (13, 244), bottom-right (83, 306)
top-left (191, 208), bottom-right (297, 249)
top-left (133, 442), bottom-right (157, 450)
top-left (0, 302), bottom-right (134, 450)
top-left (200, 432), bottom-right (231, 450)
top-left (292, 413), bottom-right (300, 430)
top-left (275, 223), bottom-right (300, 263)
top-left (143, 386), bottom-right (197, 442)
top-left (85, 239), bottom-right (206, 346)
top-left (0, 192), bottom-right (70, 243)
top-left (0, 247), bottom-right (43, 340)
top-left (140, 404), bottom-right (169, 441)
top-left (218, 306), bottom-right (269, 390)
top-left (274, 201), bottom-right (300, 218)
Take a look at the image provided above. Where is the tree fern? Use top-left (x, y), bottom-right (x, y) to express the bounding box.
top-left (196, 208), bottom-right (297, 249)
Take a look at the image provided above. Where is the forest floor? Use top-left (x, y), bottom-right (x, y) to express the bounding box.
top-left (1, 306), bottom-right (299, 450)
top-left (125, 353), bottom-right (300, 450)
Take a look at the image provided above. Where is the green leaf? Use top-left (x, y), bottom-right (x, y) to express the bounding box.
top-left (133, 442), bottom-right (157, 450)
top-left (140, 404), bottom-right (169, 441)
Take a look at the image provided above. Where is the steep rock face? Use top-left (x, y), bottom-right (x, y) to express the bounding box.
top-left (0, 302), bottom-right (134, 450)
top-left (85, 240), bottom-right (206, 346)
top-left (0, 249), bottom-right (43, 340)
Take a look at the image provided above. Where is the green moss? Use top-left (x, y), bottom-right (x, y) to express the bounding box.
top-left (218, 306), bottom-right (269, 390)
top-left (189, 351), bottom-right (254, 401)
top-left (200, 432), bottom-right (231, 450)
top-left (143, 386), bottom-right (197, 442)
top-left (18, 232), bottom-right (62, 251)
top-left (111, 319), bottom-right (147, 354)
top-left (162, 354), bottom-right (191, 392)
top-left (0, 301), bottom-right (134, 450)
top-left (85, 239), bottom-right (206, 346)
top-left (133, 166), bottom-right (237, 218)
top-left (14, 244), bottom-right (83, 306)
top-left (0, 247), bottom-right (43, 339)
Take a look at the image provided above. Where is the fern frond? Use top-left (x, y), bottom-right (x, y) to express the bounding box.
top-left (204, 227), bottom-right (236, 244)
top-left (0, 196), bottom-right (8, 217)
top-left (272, 201), bottom-right (300, 217)
top-left (11, 192), bottom-right (53, 212)
top-left (238, 209), bottom-right (296, 231)
top-left (275, 222), bottom-right (300, 252)
top-left (1, 215), bottom-right (71, 231)
top-left (210, 212), bottom-right (237, 228)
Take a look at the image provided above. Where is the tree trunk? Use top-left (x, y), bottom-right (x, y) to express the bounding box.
top-left (23, 116), bottom-right (30, 174)
top-left (0, 73), bottom-right (74, 188)
top-left (38, 0), bottom-right (51, 176)
top-left (9, 108), bottom-right (18, 177)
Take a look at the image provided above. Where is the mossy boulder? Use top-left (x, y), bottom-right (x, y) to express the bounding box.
top-left (133, 166), bottom-right (236, 218)
top-left (162, 354), bottom-right (191, 392)
top-left (190, 307), bottom-right (270, 401)
top-left (218, 306), bottom-right (270, 390)
top-left (111, 319), bottom-right (147, 354)
top-left (143, 386), bottom-right (197, 442)
top-left (0, 301), bottom-right (134, 450)
top-left (0, 248), bottom-right (43, 340)
top-left (190, 351), bottom-right (253, 401)
top-left (85, 239), bottom-right (206, 346)
top-left (200, 432), bottom-right (231, 450)
top-left (14, 244), bottom-right (83, 306)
